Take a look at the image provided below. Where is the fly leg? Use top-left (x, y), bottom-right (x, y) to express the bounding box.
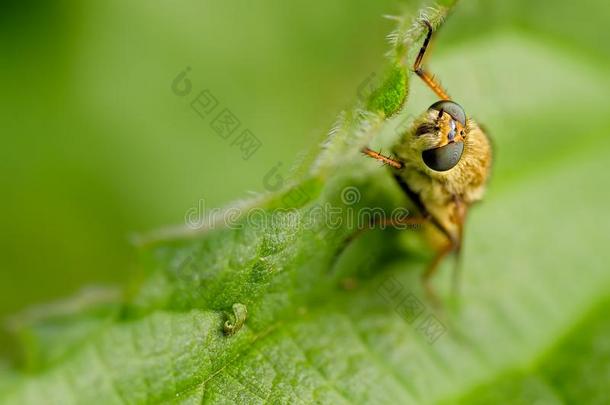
top-left (361, 147), bottom-right (404, 169)
top-left (393, 173), bottom-right (461, 305)
top-left (413, 20), bottom-right (451, 101)
top-left (331, 215), bottom-right (427, 272)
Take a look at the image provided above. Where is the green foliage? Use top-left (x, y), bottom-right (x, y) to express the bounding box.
top-left (3, 1), bottom-right (610, 404)
top-left (367, 64), bottom-right (408, 117)
top-left (0, 0), bottom-right (404, 329)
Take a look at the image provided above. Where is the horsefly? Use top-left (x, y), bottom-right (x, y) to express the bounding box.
top-left (362, 20), bottom-right (492, 303)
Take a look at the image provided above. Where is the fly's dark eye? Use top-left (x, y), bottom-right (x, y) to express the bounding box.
top-left (429, 100), bottom-right (466, 126)
top-left (422, 142), bottom-right (464, 172)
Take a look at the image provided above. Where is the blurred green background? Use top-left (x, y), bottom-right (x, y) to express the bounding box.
top-left (1, 0), bottom-right (609, 360)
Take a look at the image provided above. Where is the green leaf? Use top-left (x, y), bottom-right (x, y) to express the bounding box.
top-left (3, 1), bottom-right (610, 404)
top-left (366, 64), bottom-right (408, 117)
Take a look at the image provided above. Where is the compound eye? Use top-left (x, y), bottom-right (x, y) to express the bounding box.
top-left (429, 100), bottom-right (466, 126)
top-left (422, 142), bottom-right (464, 172)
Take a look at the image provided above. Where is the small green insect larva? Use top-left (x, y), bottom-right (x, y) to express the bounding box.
top-left (223, 303), bottom-right (248, 336)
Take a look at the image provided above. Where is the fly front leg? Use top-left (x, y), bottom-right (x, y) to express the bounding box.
top-left (422, 234), bottom-right (458, 307)
top-left (330, 213), bottom-right (427, 274)
top-left (393, 173), bottom-right (462, 305)
top-left (451, 197), bottom-right (468, 298)
top-left (413, 20), bottom-right (451, 100)
top-left (361, 147), bottom-right (404, 169)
